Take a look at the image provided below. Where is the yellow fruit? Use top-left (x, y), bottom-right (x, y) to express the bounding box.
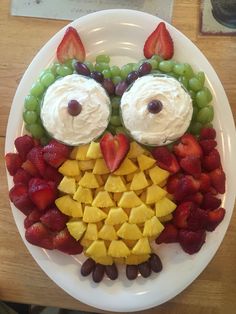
top-left (137, 154), bottom-right (156, 171)
top-left (98, 224), bottom-right (117, 240)
top-left (78, 160), bottom-right (95, 171)
top-left (105, 207), bottom-right (128, 225)
top-left (129, 204), bottom-right (154, 224)
top-left (146, 184), bottom-right (167, 204)
top-left (155, 197), bottom-right (177, 217)
top-left (73, 186), bottom-right (93, 204)
top-left (86, 141), bottom-right (102, 159)
top-left (58, 176), bottom-right (76, 194)
top-left (70, 147), bottom-right (78, 159)
top-left (83, 223), bottom-right (98, 241)
top-left (127, 141), bottom-right (145, 159)
top-left (80, 237), bottom-right (93, 248)
top-left (118, 191), bottom-right (143, 208)
top-left (92, 255), bottom-right (113, 265)
top-left (130, 171), bottom-right (149, 190)
top-left (58, 160), bottom-right (80, 177)
top-left (83, 206), bottom-right (107, 223)
top-left (104, 175), bottom-right (127, 193)
top-left (113, 158), bottom-right (137, 175)
top-left (158, 213), bottom-right (173, 223)
top-left (86, 240), bottom-right (107, 257)
top-left (92, 158), bottom-right (110, 175)
top-left (117, 222), bottom-right (142, 240)
top-left (149, 166), bottom-right (170, 185)
top-left (143, 216), bottom-right (164, 237)
top-left (132, 237), bottom-right (151, 255)
top-left (126, 254), bottom-right (150, 265)
top-left (92, 191), bottom-right (115, 207)
top-left (55, 195), bottom-right (83, 217)
top-left (94, 186), bottom-right (104, 197)
top-left (79, 172), bottom-right (100, 188)
top-left (66, 220), bottom-right (87, 241)
top-left (108, 240), bottom-right (130, 258)
top-left (75, 144), bottom-right (91, 160)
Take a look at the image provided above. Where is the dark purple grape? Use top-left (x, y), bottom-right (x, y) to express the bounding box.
top-left (115, 81), bottom-right (128, 96)
top-left (74, 62), bottom-right (91, 76)
top-left (105, 264), bottom-right (118, 280)
top-left (92, 263), bottom-right (105, 283)
top-left (90, 71), bottom-right (104, 83)
top-left (126, 265), bottom-right (138, 280)
top-left (67, 99), bottom-right (82, 116)
top-left (81, 258), bottom-right (96, 276)
top-left (149, 253), bottom-right (163, 273)
top-left (138, 62), bottom-right (152, 77)
top-left (102, 78), bottom-right (115, 96)
top-left (147, 100), bottom-right (163, 114)
top-left (126, 71), bottom-right (139, 85)
top-left (138, 262), bottom-right (151, 278)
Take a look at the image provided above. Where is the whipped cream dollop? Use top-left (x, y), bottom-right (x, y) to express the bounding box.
top-left (41, 74), bottom-right (110, 145)
top-left (120, 75), bottom-right (193, 146)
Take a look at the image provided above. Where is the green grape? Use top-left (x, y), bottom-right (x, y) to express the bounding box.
top-left (195, 71), bottom-right (205, 86)
top-left (132, 63), bottom-right (140, 71)
top-left (158, 60), bottom-right (174, 73)
top-left (107, 124), bottom-right (116, 135)
top-left (202, 86), bottom-right (213, 102)
top-left (30, 81), bottom-right (45, 97)
top-left (56, 65), bottom-right (73, 77)
top-left (196, 89), bottom-right (209, 108)
top-left (196, 106), bottom-right (214, 124)
top-left (207, 105), bottom-right (214, 122)
top-left (188, 89), bottom-right (196, 101)
top-left (64, 59), bottom-right (75, 69)
top-left (190, 121), bottom-right (202, 135)
top-left (110, 115), bottom-right (121, 126)
top-left (112, 106), bottom-right (120, 115)
top-left (102, 69), bottom-right (112, 78)
top-left (24, 95), bottom-right (38, 111)
top-left (115, 126), bottom-right (128, 135)
top-left (84, 61), bottom-right (94, 72)
top-left (120, 64), bottom-right (134, 79)
top-left (39, 69), bottom-right (51, 80)
top-left (96, 54), bottom-right (110, 64)
top-left (188, 77), bottom-right (203, 92)
top-left (40, 72), bottom-right (55, 88)
top-left (50, 62), bottom-right (60, 75)
top-left (178, 76), bottom-right (188, 89)
top-left (111, 96), bottom-right (121, 110)
top-left (191, 106), bottom-right (199, 121)
top-left (203, 122), bottom-right (213, 128)
top-left (23, 111), bottom-right (38, 124)
top-left (151, 54), bottom-right (163, 63)
top-left (112, 76), bottom-right (122, 85)
top-left (95, 62), bottom-right (110, 72)
top-left (28, 123), bottom-right (45, 139)
top-left (183, 63), bottom-right (194, 78)
top-left (168, 72), bottom-right (179, 79)
top-left (173, 63), bottom-right (186, 76)
top-left (147, 59), bottom-right (158, 70)
top-left (110, 65), bottom-right (121, 77)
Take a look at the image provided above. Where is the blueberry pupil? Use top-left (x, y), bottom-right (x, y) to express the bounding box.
top-left (68, 100), bottom-right (82, 116)
top-left (147, 100), bottom-right (163, 114)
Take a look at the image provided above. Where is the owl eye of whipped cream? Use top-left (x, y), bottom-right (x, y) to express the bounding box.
top-left (120, 75), bottom-right (193, 146)
top-left (40, 74), bottom-right (110, 146)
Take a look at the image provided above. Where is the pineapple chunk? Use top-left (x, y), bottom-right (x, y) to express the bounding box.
top-left (113, 158), bottom-right (138, 175)
top-left (73, 186), bottom-right (93, 204)
top-left (118, 191), bottom-right (143, 208)
top-left (146, 184), bottom-right (167, 204)
top-left (105, 207), bottom-right (128, 225)
top-left (86, 240), bottom-right (107, 257)
top-left (70, 147), bottom-right (78, 159)
top-left (132, 237), bottom-right (151, 255)
top-left (108, 240), bottom-right (130, 258)
top-left (143, 216), bottom-right (164, 237)
top-left (137, 154), bottom-right (156, 171)
top-left (126, 254), bottom-right (150, 265)
top-left (78, 160), bottom-right (95, 171)
top-left (86, 141), bottom-right (102, 159)
top-left (92, 158), bottom-right (110, 175)
top-left (158, 213), bottom-right (173, 223)
top-left (127, 141), bottom-right (145, 158)
top-left (92, 255), bottom-right (113, 265)
top-left (149, 166), bottom-right (170, 185)
top-left (83, 223), bottom-right (98, 241)
top-left (55, 195), bottom-right (82, 217)
top-left (117, 222), bottom-right (142, 240)
top-left (58, 176), bottom-right (76, 194)
top-left (58, 160), bottom-right (80, 177)
top-left (130, 171), bottom-right (149, 190)
top-left (66, 220), bottom-right (86, 241)
top-left (155, 197), bottom-right (177, 217)
top-left (94, 186), bottom-right (104, 197)
top-left (80, 237), bottom-right (93, 248)
top-left (129, 204), bottom-right (154, 224)
top-left (92, 191), bottom-right (115, 207)
top-left (79, 172), bottom-right (100, 188)
top-left (98, 225), bottom-right (117, 240)
top-left (104, 175), bottom-right (127, 193)
top-left (83, 206), bottom-right (107, 223)
top-left (75, 144), bottom-right (91, 160)
top-left (113, 192), bottom-right (123, 203)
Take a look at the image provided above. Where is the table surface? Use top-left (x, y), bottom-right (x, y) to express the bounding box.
top-left (0, 0), bottom-right (236, 313)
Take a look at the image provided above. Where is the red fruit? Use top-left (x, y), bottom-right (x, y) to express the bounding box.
top-left (199, 173), bottom-right (211, 193)
top-left (14, 135), bottom-right (35, 160)
top-left (173, 201), bottom-right (195, 229)
top-left (27, 146), bottom-right (47, 175)
top-left (21, 159), bottom-right (40, 176)
top-left (43, 139), bottom-right (70, 168)
top-left (201, 193), bottom-right (221, 210)
top-left (53, 228), bottom-right (83, 255)
top-left (143, 22), bottom-right (174, 60)
top-left (24, 209), bottom-right (43, 229)
top-left (9, 183), bottom-right (33, 215)
top-left (209, 168), bottom-right (226, 194)
top-left (40, 207), bottom-right (69, 232)
top-left (100, 132), bottom-right (130, 172)
top-left (156, 223), bottom-right (178, 244)
top-left (180, 155), bottom-right (201, 178)
top-left (187, 207), bottom-right (208, 231)
top-left (166, 173), bottom-right (183, 194)
top-left (179, 229), bottom-right (206, 254)
top-left (57, 26), bottom-right (85, 63)
top-left (5, 153), bottom-right (23, 176)
top-left (183, 192), bottom-right (203, 205)
top-left (152, 146), bottom-right (180, 173)
top-left (25, 222), bottom-right (54, 250)
top-left (28, 178), bottom-right (57, 211)
top-left (199, 139), bottom-right (217, 155)
top-left (174, 175), bottom-right (200, 201)
top-left (202, 149), bottom-right (221, 171)
top-left (43, 165), bottom-right (63, 185)
top-left (200, 127), bottom-right (216, 140)
top-left (174, 134), bottom-right (203, 159)
top-left (13, 168), bottom-right (32, 185)
top-left (206, 207), bottom-right (225, 231)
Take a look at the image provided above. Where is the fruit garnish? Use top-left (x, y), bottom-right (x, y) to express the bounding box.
top-left (40, 207), bottom-right (69, 232)
top-left (24, 209), bottom-right (43, 229)
top-left (209, 167), bottom-right (226, 194)
top-left (173, 201), bottom-right (195, 229)
top-left (152, 146), bottom-right (180, 174)
top-left (202, 149), bottom-right (221, 171)
top-left (178, 229), bottom-right (206, 255)
top-left (43, 139), bottom-right (71, 168)
top-left (201, 193), bottom-right (221, 210)
top-left (100, 132), bottom-right (130, 172)
top-left (56, 26), bottom-right (85, 63)
top-left (67, 99), bottom-right (82, 116)
top-left (13, 168), bottom-right (32, 185)
top-left (199, 139), bottom-right (217, 154)
top-left (200, 127), bottom-right (216, 140)
top-left (147, 100), bottom-right (163, 114)
top-left (143, 22), bottom-right (174, 60)
top-left (206, 208), bottom-right (226, 231)
top-left (25, 222), bottom-right (54, 250)
top-left (5, 153), bottom-right (23, 176)
top-left (174, 133), bottom-right (203, 158)
top-left (53, 228), bottom-right (83, 255)
top-left (14, 135), bottom-right (35, 160)
top-left (174, 175), bottom-right (200, 201)
top-left (27, 146), bottom-right (46, 176)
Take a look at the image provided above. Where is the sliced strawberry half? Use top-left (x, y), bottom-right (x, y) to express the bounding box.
top-left (199, 139), bottom-right (217, 155)
top-left (200, 127), bottom-right (216, 140)
top-left (202, 149), bottom-right (221, 171)
top-left (40, 207), bottom-right (69, 232)
top-left (21, 159), bottom-right (40, 177)
top-left (9, 183), bottom-right (33, 215)
top-left (24, 209), bottom-right (43, 229)
top-left (57, 26), bottom-right (85, 63)
top-left (174, 134), bottom-right (203, 159)
top-left (174, 175), bottom-right (200, 201)
top-left (25, 222), bottom-right (54, 250)
top-left (180, 155), bottom-right (201, 178)
top-left (14, 135), bottom-right (35, 160)
top-left (27, 146), bottom-right (47, 176)
top-left (100, 132), bottom-right (130, 172)
top-left (206, 207), bottom-right (225, 231)
top-left (43, 139), bottom-right (70, 168)
top-left (53, 228), bottom-right (83, 255)
top-left (143, 22), bottom-right (174, 60)
top-left (155, 223), bottom-right (178, 244)
top-left (173, 201), bottom-right (196, 229)
top-left (199, 173), bottom-right (211, 193)
top-left (152, 146), bottom-right (180, 173)
top-left (166, 173), bottom-right (183, 194)
top-left (5, 153), bottom-right (23, 176)
top-left (179, 229), bottom-right (206, 255)
top-left (209, 168), bottom-right (226, 194)
top-left (201, 193), bottom-right (221, 210)
top-left (13, 168), bottom-right (32, 185)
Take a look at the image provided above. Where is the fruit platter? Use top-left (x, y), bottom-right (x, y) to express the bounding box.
top-left (4, 9), bottom-right (236, 312)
